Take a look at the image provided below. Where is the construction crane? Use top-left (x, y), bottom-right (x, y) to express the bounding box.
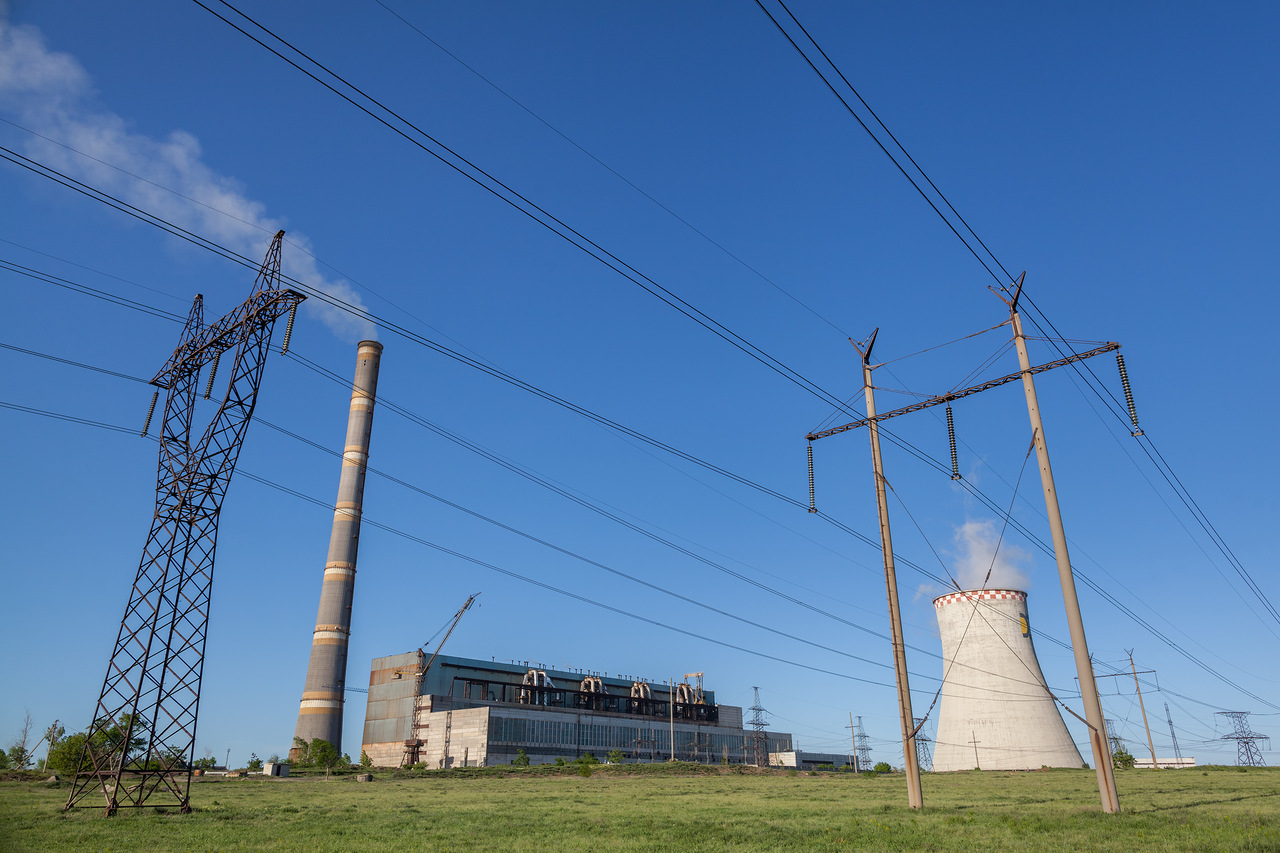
top-left (401, 594), bottom-right (480, 767)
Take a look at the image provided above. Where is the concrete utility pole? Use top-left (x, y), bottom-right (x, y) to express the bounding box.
top-left (1128, 650), bottom-right (1159, 769)
top-left (847, 712), bottom-right (859, 773)
top-left (852, 330), bottom-right (923, 810)
top-left (1000, 275), bottom-right (1120, 813)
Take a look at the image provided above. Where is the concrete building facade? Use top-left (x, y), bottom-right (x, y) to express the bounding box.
top-left (361, 654), bottom-right (792, 767)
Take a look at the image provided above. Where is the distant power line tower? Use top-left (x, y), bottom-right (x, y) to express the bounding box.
top-left (747, 687), bottom-right (769, 766)
top-left (64, 233), bottom-right (304, 815)
top-left (1217, 712), bottom-right (1269, 767)
top-left (1164, 703), bottom-right (1182, 762)
top-left (913, 717), bottom-right (933, 772)
top-left (1105, 720), bottom-right (1126, 757)
top-left (854, 716), bottom-right (873, 771)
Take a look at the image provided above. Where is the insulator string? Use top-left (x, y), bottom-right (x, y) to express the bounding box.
top-left (203, 351), bottom-right (221, 400)
top-left (281, 302), bottom-right (298, 354)
top-left (141, 389), bottom-right (159, 437)
top-left (807, 442), bottom-right (816, 513)
top-left (1116, 353), bottom-right (1142, 436)
top-left (946, 405), bottom-right (960, 481)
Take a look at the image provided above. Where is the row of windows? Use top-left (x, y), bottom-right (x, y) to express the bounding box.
top-left (489, 715), bottom-right (791, 757)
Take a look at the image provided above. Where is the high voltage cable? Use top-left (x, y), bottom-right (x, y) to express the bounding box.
top-left (3, 77), bottom-right (1270, 697)
top-left (188, 0), bottom-right (860, 420)
top-left (9, 249), bottom-right (1267, 709)
top-left (6, 6), bottom-right (1271, 716)
top-left (757, 0), bottom-right (1278, 633)
top-left (4, 395), bottom-right (1098, 703)
top-left (1, 335), bottom-right (1248, 712)
top-left (369, 0), bottom-right (852, 340)
top-left (0, 150), bottom-right (951, 597)
top-left (1, 343), bottom-right (1090, 700)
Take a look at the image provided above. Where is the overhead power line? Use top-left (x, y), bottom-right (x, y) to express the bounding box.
top-left (6, 243), bottom-right (1273, 711)
top-left (755, 0), bottom-right (1278, 633)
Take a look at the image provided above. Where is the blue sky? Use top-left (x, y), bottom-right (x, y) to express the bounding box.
top-left (2, 0), bottom-right (1277, 772)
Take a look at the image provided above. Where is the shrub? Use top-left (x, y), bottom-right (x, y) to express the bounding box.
top-left (874, 762), bottom-right (892, 773)
top-left (607, 749), bottom-right (625, 764)
top-left (1112, 750), bottom-right (1135, 770)
top-left (511, 749), bottom-right (530, 767)
top-left (360, 751), bottom-right (372, 769)
top-left (578, 762), bottom-right (592, 778)
top-left (554, 757), bottom-right (566, 767)
top-left (578, 752), bottom-right (600, 765)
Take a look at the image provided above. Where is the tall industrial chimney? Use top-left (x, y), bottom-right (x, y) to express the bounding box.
top-left (931, 589), bottom-right (1084, 772)
top-left (292, 340), bottom-right (383, 756)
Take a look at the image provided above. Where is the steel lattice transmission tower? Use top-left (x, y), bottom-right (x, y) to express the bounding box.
top-left (64, 232), bottom-right (304, 814)
top-left (1217, 711), bottom-right (1269, 767)
top-left (913, 717), bottom-right (933, 772)
top-left (853, 716), bottom-right (873, 771)
top-left (1164, 703), bottom-right (1183, 762)
top-left (747, 687), bottom-right (769, 766)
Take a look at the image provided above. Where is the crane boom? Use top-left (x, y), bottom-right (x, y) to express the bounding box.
top-left (419, 593), bottom-right (480, 677)
top-left (400, 593), bottom-right (479, 768)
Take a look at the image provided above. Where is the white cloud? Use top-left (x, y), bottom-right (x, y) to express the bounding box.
top-left (951, 518), bottom-right (1031, 592)
top-left (0, 18), bottom-right (374, 341)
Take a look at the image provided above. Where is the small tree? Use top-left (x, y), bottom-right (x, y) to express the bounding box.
top-left (360, 750), bottom-right (372, 769)
top-left (607, 749), bottom-right (625, 764)
top-left (247, 753), bottom-right (263, 772)
top-left (1112, 749), bottom-right (1135, 770)
top-left (511, 748), bottom-right (531, 767)
top-left (7, 711), bottom-right (34, 770)
top-left (309, 739), bottom-right (341, 778)
top-left (873, 762), bottom-right (892, 773)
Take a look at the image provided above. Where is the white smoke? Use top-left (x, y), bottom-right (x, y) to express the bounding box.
top-left (0, 18), bottom-right (374, 341)
top-left (951, 519), bottom-right (1031, 592)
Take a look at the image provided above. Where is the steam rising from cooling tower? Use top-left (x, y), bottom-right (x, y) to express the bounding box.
top-left (931, 589), bottom-right (1083, 772)
top-left (292, 340), bottom-right (383, 754)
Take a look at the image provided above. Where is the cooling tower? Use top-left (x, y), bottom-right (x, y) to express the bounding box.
top-left (931, 589), bottom-right (1083, 772)
top-left (292, 340), bottom-right (383, 755)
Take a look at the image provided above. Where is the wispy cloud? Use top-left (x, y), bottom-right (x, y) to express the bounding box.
top-left (951, 518), bottom-right (1031, 591)
top-left (0, 18), bottom-right (373, 341)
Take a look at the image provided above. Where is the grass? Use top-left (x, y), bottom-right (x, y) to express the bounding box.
top-left (1, 765), bottom-right (1277, 851)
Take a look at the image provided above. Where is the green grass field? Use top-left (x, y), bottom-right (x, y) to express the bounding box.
top-left (2, 765), bottom-right (1277, 852)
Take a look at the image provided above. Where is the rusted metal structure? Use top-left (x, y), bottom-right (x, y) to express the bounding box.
top-left (292, 339), bottom-right (384, 756)
top-left (64, 232), bottom-right (304, 814)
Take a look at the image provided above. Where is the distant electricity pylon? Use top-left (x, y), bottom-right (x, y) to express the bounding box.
top-left (1217, 712), bottom-right (1269, 767)
top-left (1164, 703), bottom-right (1182, 762)
top-left (747, 687), bottom-right (769, 766)
top-left (1106, 720), bottom-right (1127, 758)
top-left (913, 717), bottom-right (933, 772)
top-left (853, 716), bottom-right (873, 771)
top-left (64, 232), bottom-right (304, 815)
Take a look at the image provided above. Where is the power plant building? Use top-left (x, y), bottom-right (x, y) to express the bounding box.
top-left (931, 589), bottom-right (1085, 772)
top-left (361, 654), bottom-right (793, 767)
